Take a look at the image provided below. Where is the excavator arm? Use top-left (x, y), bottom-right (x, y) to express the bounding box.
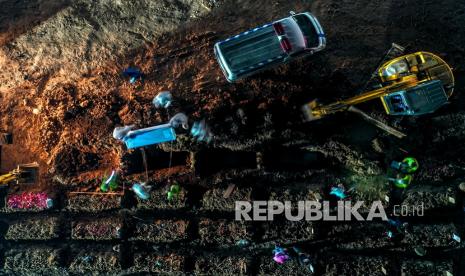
top-left (303, 76), bottom-right (418, 120)
top-left (0, 173), bottom-right (17, 186)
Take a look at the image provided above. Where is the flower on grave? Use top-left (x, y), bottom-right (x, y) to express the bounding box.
top-left (7, 192), bottom-right (53, 210)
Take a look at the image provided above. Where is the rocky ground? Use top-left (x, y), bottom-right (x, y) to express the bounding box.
top-left (0, 0), bottom-right (465, 275)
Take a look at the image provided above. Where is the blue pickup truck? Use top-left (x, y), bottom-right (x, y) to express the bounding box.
top-left (214, 11), bottom-right (326, 82)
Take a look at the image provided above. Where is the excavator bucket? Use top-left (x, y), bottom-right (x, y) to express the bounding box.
top-left (0, 173), bottom-right (16, 186)
top-left (14, 162), bottom-right (39, 184)
top-left (359, 43), bottom-right (406, 93)
top-left (0, 133), bottom-right (12, 145)
top-left (302, 100), bottom-right (323, 121)
top-left (0, 163), bottom-right (39, 186)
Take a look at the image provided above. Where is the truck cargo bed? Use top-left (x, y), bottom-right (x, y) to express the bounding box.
top-left (219, 26), bottom-right (284, 73)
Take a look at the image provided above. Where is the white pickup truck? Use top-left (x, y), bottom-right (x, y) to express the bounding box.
top-left (214, 11), bottom-right (326, 82)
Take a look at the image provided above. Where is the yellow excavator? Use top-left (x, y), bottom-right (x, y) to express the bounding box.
top-left (0, 162), bottom-right (39, 186)
top-left (303, 51), bottom-right (455, 121)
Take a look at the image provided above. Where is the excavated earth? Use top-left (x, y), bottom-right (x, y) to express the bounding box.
top-left (0, 0), bottom-right (465, 275)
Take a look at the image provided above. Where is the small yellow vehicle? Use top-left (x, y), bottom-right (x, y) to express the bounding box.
top-left (303, 52), bottom-right (455, 121)
top-left (0, 162), bottom-right (39, 186)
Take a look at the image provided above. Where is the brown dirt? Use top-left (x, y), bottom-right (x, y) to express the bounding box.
top-left (1, 0), bottom-right (464, 188)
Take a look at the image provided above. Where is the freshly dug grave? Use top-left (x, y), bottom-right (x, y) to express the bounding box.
top-left (5, 216), bottom-right (61, 240)
top-left (323, 255), bottom-right (392, 276)
top-left (401, 260), bottom-right (454, 276)
top-left (4, 247), bottom-right (61, 270)
top-left (67, 194), bottom-right (122, 212)
top-left (403, 223), bottom-right (459, 248)
top-left (198, 219), bottom-right (252, 247)
top-left (260, 220), bottom-right (315, 244)
top-left (201, 186), bottom-right (252, 211)
top-left (195, 256), bottom-right (249, 275)
top-left (72, 217), bottom-right (122, 240)
top-left (69, 250), bottom-right (121, 273)
top-left (132, 253), bottom-right (185, 273)
top-left (129, 219), bottom-right (189, 243)
top-left (257, 255), bottom-right (312, 276)
top-left (401, 185), bottom-right (456, 211)
top-left (327, 222), bottom-right (392, 250)
top-left (136, 185), bottom-right (187, 210)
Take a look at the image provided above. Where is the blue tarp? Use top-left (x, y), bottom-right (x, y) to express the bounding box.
top-left (122, 67), bottom-right (143, 84)
top-left (123, 124), bottom-right (176, 149)
top-left (132, 183), bottom-right (150, 200)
